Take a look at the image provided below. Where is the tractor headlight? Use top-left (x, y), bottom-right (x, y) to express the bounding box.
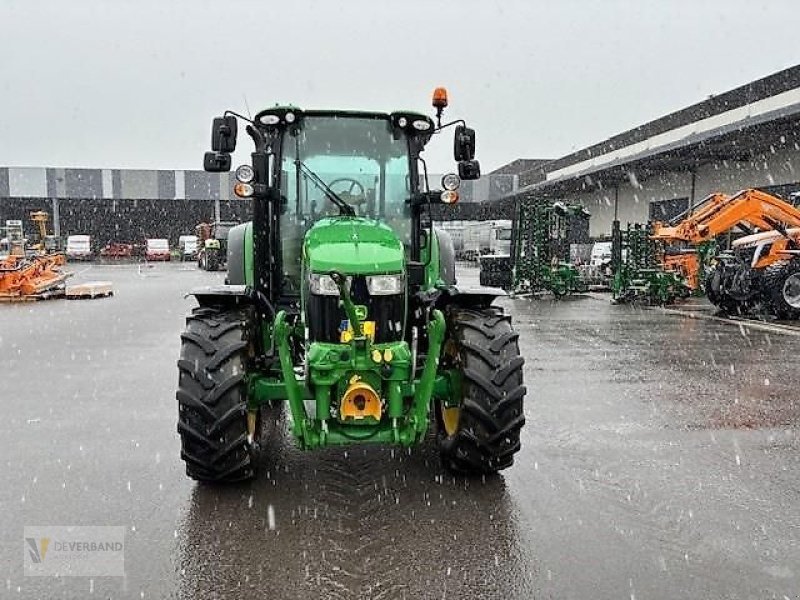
top-left (235, 164), bottom-right (254, 183)
top-left (441, 173), bottom-right (461, 191)
top-left (309, 273), bottom-right (342, 296)
top-left (366, 274), bottom-right (403, 295)
top-left (259, 114), bottom-right (280, 125)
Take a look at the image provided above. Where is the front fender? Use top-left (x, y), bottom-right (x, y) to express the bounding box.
top-left (430, 284), bottom-right (506, 311)
top-left (187, 284), bottom-right (253, 309)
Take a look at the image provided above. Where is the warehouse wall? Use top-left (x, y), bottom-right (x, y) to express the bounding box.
top-left (0, 197), bottom-right (251, 248)
top-left (562, 147), bottom-right (800, 239)
top-left (694, 146), bottom-right (799, 199)
top-left (565, 170), bottom-right (692, 237)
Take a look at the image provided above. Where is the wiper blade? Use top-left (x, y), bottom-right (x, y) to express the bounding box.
top-left (296, 161), bottom-right (355, 216)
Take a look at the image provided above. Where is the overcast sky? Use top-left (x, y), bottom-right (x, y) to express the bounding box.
top-left (1, 0), bottom-right (798, 174)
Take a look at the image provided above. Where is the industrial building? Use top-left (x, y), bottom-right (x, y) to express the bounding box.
top-left (0, 166), bottom-right (504, 245)
top-left (500, 64), bottom-right (800, 238)
top-left (2, 65), bottom-right (799, 244)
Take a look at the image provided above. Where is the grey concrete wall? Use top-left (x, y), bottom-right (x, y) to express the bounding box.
top-left (0, 168), bottom-right (9, 198)
top-left (185, 171), bottom-right (222, 200)
top-left (158, 170), bottom-right (176, 200)
top-left (8, 167), bottom-right (47, 197)
top-left (120, 170), bottom-right (159, 200)
top-left (64, 168), bottom-right (103, 199)
top-left (0, 168), bottom-right (234, 201)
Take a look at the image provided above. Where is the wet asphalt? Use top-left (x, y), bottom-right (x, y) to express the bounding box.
top-left (1, 262), bottom-right (799, 599)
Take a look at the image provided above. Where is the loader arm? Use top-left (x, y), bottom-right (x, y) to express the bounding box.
top-left (652, 189), bottom-right (800, 243)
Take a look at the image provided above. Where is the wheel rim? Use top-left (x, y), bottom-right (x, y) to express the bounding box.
top-left (440, 338), bottom-right (462, 437)
top-left (782, 273), bottom-right (800, 308)
top-left (441, 406), bottom-right (460, 436)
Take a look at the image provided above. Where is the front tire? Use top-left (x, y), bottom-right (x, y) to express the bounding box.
top-left (705, 268), bottom-right (741, 315)
top-left (437, 307), bottom-right (526, 474)
top-left (177, 307), bottom-right (255, 482)
top-left (764, 260), bottom-right (800, 319)
top-left (206, 251), bottom-right (220, 272)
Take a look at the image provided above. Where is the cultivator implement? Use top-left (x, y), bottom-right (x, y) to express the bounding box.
top-left (509, 197), bottom-right (589, 296)
top-left (610, 221), bottom-right (690, 305)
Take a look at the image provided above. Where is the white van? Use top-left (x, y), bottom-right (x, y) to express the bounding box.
top-left (65, 235), bottom-right (93, 261)
top-left (145, 238), bottom-right (171, 261)
top-left (489, 220), bottom-right (513, 256)
top-left (178, 235), bottom-right (198, 260)
top-left (590, 241), bottom-right (613, 268)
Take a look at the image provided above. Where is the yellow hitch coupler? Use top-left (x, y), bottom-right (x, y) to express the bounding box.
top-left (340, 377), bottom-right (382, 421)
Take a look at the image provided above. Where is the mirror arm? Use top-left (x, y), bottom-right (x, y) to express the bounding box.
top-left (433, 118), bottom-right (466, 134)
top-left (224, 110), bottom-right (255, 125)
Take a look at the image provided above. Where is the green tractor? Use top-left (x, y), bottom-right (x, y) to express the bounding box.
top-left (196, 220), bottom-right (237, 271)
top-left (176, 91), bottom-right (527, 482)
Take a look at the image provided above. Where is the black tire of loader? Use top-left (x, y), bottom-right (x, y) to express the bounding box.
top-left (437, 307), bottom-right (526, 474)
top-left (763, 260), bottom-right (800, 320)
top-left (704, 269), bottom-right (741, 315)
top-left (177, 307), bottom-right (255, 482)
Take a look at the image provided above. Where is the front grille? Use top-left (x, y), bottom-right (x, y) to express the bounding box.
top-left (306, 276), bottom-right (404, 343)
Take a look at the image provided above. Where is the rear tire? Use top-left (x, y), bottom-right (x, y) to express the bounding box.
top-left (437, 307), bottom-right (526, 474)
top-left (177, 307), bottom-right (255, 482)
top-left (763, 260), bottom-right (800, 319)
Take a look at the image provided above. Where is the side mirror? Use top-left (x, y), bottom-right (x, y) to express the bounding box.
top-left (453, 125), bottom-right (475, 161)
top-left (204, 151), bottom-right (232, 172)
top-left (211, 116), bottom-right (238, 153)
top-left (458, 160), bottom-right (481, 181)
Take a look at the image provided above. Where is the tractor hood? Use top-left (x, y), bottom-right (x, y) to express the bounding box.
top-left (304, 217), bottom-right (404, 274)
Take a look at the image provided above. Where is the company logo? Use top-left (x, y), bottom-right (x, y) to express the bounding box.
top-left (354, 304), bottom-right (368, 321)
top-left (24, 526), bottom-right (125, 577)
top-left (24, 537), bottom-right (50, 563)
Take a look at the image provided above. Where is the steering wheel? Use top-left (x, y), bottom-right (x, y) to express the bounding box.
top-left (328, 178), bottom-right (367, 205)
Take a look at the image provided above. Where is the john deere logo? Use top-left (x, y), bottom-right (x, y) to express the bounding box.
top-left (25, 538), bottom-right (50, 563)
top-left (354, 305), bottom-right (368, 320)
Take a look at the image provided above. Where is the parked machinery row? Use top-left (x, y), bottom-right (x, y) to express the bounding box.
top-left (611, 189), bottom-right (800, 318)
top-left (0, 212), bottom-right (69, 301)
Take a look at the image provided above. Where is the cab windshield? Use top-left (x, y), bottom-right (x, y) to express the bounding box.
top-left (280, 115), bottom-right (413, 292)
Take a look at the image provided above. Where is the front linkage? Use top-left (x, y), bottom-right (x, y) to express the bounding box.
top-left (269, 283), bottom-right (446, 449)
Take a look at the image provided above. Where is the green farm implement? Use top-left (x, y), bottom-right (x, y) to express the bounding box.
top-left (507, 198), bottom-right (589, 296)
top-left (610, 220), bottom-right (690, 304)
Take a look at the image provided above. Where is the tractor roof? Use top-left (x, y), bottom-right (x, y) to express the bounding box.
top-left (261, 106), bottom-right (430, 120)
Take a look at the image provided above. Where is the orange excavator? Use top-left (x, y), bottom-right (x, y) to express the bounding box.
top-left (651, 189), bottom-right (800, 317)
top-left (0, 212), bottom-right (69, 301)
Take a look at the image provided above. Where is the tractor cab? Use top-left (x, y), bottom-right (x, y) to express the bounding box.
top-left (273, 111), bottom-right (419, 294)
top-left (207, 104), bottom-right (479, 308)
